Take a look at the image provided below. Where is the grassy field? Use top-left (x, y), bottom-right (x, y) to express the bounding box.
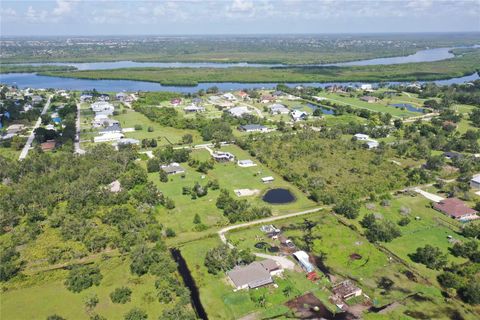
top-left (1, 256), bottom-right (170, 320)
top-left (180, 235), bottom-right (334, 320)
top-left (350, 195), bottom-right (469, 283)
top-left (41, 49), bottom-right (480, 86)
top-left (316, 92), bottom-right (422, 118)
top-left (148, 144), bottom-right (317, 244)
top-left (113, 108), bottom-right (202, 145)
top-left (226, 210), bottom-right (479, 319)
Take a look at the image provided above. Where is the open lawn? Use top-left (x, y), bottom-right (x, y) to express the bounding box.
top-left (113, 108), bottom-right (202, 146)
top-left (1, 256), bottom-right (170, 320)
top-left (318, 92), bottom-right (419, 118)
top-left (149, 145), bottom-right (316, 244)
top-left (180, 236), bottom-right (331, 320)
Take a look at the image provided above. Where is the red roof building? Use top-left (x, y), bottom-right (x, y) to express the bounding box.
top-left (40, 140), bottom-right (56, 152)
top-left (433, 198), bottom-right (478, 221)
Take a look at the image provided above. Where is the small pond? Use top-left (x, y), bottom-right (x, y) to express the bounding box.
top-left (306, 103), bottom-right (335, 115)
top-left (262, 188), bottom-right (296, 204)
top-left (389, 103), bottom-right (425, 113)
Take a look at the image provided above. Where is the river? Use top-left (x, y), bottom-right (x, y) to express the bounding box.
top-left (1, 45), bottom-right (479, 92)
top-left (8, 45), bottom-right (478, 70)
top-left (0, 72), bottom-right (478, 93)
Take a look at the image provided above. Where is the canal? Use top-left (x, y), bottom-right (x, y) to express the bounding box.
top-left (170, 248), bottom-right (208, 320)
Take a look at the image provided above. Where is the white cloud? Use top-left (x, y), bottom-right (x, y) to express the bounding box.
top-left (52, 0), bottom-right (75, 16)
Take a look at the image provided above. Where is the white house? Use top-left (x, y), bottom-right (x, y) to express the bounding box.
top-left (238, 124), bottom-right (269, 133)
top-left (261, 176), bottom-right (274, 183)
top-left (366, 140), bottom-right (379, 149)
top-left (228, 106), bottom-right (251, 117)
top-left (471, 174), bottom-right (480, 190)
top-left (94, 132), bottom-right (124, 143)
top-left (360, 84), bottom-right (373, 91)
top-left (223, 93), bottom-right (237, 101)
top-left (354, 133), bottom-right (370, 141)
top-left (269, 103), bottom-right (290, 115)
top-left (212, 151), bottom-right (235, 162)
top-left (291, 109), bottom-right (308, 121)
top-left (80, 94), bottom-right (93, 102)
top-left (91, 101), bottom-right (114, 116)
top-left (184, 104), bottom-right (206, 113)
top-left (237, 159), bottom-right (256, 167)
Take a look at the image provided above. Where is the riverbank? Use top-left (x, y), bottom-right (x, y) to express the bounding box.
top-left (0, 65), bottom-right (76, 74)
top-left (36, 50), bottom-right (480, 86)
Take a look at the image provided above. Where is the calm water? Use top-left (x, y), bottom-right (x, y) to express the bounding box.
top-left (306, 103), bottom-right (335, 114)
top-left (262, 188), bottom-right (296, 204)
top-left (1, 72), bottom-right (478, 93)
top-left (389, 103), bottom-right (425, 113)
top-left (10, 46), bottom-right (478, 70)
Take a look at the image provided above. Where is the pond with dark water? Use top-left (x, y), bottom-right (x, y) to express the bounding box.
top-left (389, 103), bottom-right (425, 113)
top-left (262, 188), bottom-right (296, 204)
top-left (306, 103), bottom-right (335, 114)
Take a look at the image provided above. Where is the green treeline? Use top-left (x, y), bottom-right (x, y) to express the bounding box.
top-left (39, 50), bottom-right (480, 85)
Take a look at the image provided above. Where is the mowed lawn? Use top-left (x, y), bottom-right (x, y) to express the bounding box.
top-left (1, 257), bottom-right (168, 320)
top-left (180, 236), bottom-right (328, 320)
top-left (113, 108), bottom-right (202, 146)
top-left (318, 92), bottom-right (419, 117)
top-left (151, 145), bottom-right (317, 243)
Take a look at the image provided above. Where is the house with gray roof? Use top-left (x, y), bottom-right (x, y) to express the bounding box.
top-left (471, 174), bottom-right (480, 190)
top-left (161, 163), bottom-right (186, 175)
top-left (238, 124), bottom-right (268, 133)
top-left (227, 259), bottom-right (282, 291)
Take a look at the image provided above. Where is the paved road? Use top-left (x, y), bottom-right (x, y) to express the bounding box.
top-left (19, 95), bottom-right (52, 160)
top-left (413, 188), bottom-right (444, 203)
top-left (218, 207), bottom-right (323, 248)
top-left (74, 103), bottom-right (86, 155)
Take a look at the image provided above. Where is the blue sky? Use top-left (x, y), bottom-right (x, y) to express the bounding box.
top-left (1, 0), bottom-right (479, 36)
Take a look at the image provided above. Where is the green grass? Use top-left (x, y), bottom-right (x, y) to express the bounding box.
top-left (351, 195), bottom-right (470, 283)
top-left (180, 236), bottom-right (327, 320)
top-left (113, 108), bottom-right (202, 146)
top-left (150, 145), bottom-right (316, 243)
top-left (1, 256), bottom-right (170, 320)
top-left (317, 92), bottom-right (418, 117)
top-left (227, 210), bottom-right (479, 319)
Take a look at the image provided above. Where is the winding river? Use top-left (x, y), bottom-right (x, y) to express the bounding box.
top-left (1, 46), bottom-right (479, 92)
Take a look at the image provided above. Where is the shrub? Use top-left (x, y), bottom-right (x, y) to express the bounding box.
top-left (124, 308), bottom-right (148, 320)
top-left (134, 124), bottom-right (143, 131)
top-left (110, 287), bottom-right (132, 304)
top-left (64, 265), bottom-right (102, 293)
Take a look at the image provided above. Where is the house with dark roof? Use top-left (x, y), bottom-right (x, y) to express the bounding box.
top-left (433, 198), bottom-right (478, 221)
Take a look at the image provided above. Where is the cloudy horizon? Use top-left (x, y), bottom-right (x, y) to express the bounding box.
top-left (1, 0), bottom-right (479, 36)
